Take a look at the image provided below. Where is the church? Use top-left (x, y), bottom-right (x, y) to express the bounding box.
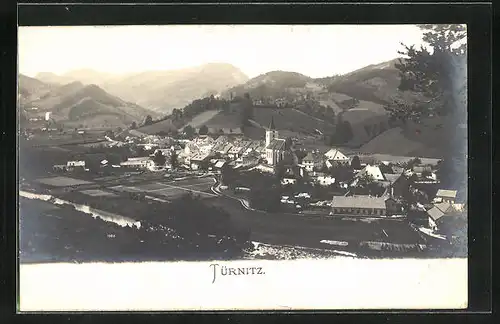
top-left (265, 116), bottom-right (289, 166)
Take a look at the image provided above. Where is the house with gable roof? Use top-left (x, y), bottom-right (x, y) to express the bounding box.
top-left (324, 148), bottom-right (350, 167)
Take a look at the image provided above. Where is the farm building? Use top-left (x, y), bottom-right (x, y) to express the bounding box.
top-left (67, 160), bottom-right (85, 168)
top-left (355, 165), bottom-right (386, 181)
top-left (324, 148), bottom-right (349, 164)
top-left (434, 189), bottom-right (458, 204)
top-left (301, 151), bottom-right (324, 172)
top-left (426, 201), bottom-right (457, 231)
top-left (330, 195), bottom-right (387, 216)
top-left (190, 153), bottom-right (212, 170)
top-left (315, 174), bottom-right (336, 186)
top-left (120, 157), bottom-right (153, 169)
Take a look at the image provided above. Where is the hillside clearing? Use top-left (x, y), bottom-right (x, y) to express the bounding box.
top-left (251, 108), bottom-right (335, 135)
top-left (358, 127), bottom-right (445, 159)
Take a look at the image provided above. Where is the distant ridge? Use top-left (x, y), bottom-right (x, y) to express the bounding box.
top-left (34, 63), bottom-right (249, 114)
top-left (19, 75), bottom-right (154, 128)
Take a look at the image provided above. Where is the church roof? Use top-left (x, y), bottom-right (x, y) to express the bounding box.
top-left (269, 116), bottom-right (276, 130)
top-left (266, 138), bottom-right (286, 150)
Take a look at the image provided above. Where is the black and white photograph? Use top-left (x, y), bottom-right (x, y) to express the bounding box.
top-left (18, 23), bottom-right (469, 310)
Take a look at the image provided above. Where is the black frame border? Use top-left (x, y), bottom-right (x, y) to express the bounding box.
top-left (1, 1), bottom-right (493, 321)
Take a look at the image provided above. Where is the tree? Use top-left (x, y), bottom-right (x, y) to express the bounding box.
top-left (156, 131), bottom-right (168, 137)
top-left (342, 121), bottom-right (353, 142)
top-left (357, 173), bottom-right (375, 188)
top-left (274, 160), bottom-right (287, 181)
top-left (153, 151), bottom-right (166, 166)
top-left (351, 156), bottom-right (362, 169)
top-left (386, 24), bottom-right (467, 122)
top-left (199, 125), bottom-right (209, 135)
top-left (169, 151), bottom-right (178, 169)
top-left (168, 128), bottom-right (179, 137)
top-left (144, 115), bottom-right (154, 126)
top-left (241, 92), bottom-right (254, 127)
top-left (183, 125), bottom-right (195, 138)
top-left (130, 122), bottom-right (137, 129)
top-left (405, 157), bottom-right (422, 169)
top-left (172, 108), bottom-right (183, 121)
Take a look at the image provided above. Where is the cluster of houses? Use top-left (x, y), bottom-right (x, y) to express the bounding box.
top-left (47, 115), bottom-right (465, 234)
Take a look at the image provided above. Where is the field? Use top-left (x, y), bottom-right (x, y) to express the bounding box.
top-left (186, 110), bottom-right (221, 128)
top-left (136, 118), bottom-right (177, 134)
top-left (36, 176), bottom-right (94, 187)
top-left (107, 177), bottom-right (217, 201)
top-left (251, 107), bottom-right (335, 134)
top-left (358, 127), bottom-right (445, 159)
top-left (24, 132), bottom-right (107, 147)
top-left (80, 189), bottom-right (118, 197)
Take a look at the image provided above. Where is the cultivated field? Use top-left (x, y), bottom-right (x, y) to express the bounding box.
top-left (36, 176), bottom-right (94, 187)
top-left (137, 119), bottom-right (177, 135)
top-left (186, 110), bottom-right (221, 128)
top-left (80, 189), bottom-right (118, 197)
top-left (252, 107), bottom-right (335, 134)
top-left (358, 127), bottom-right (445, 159)
top-left (194, 110), bottom-right (243, 130)
top-left (107, 177), bottom-right (217, 201)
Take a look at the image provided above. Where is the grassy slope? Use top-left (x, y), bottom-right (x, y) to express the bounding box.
top-left (24, 81), bottom-right (154, 127)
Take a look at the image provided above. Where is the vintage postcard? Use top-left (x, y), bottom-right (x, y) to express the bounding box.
top-left (18, 24), bottom-right (468, 311)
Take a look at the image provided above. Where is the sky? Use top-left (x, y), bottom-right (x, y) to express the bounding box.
top-left (18, 25), bottom-right (427, 79)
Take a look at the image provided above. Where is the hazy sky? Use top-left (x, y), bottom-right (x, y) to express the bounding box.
top-left (19, 25), bottom-right (426, 79)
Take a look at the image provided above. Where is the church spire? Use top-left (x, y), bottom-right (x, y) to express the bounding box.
top-left (269, 116), bottom-right (276, 130)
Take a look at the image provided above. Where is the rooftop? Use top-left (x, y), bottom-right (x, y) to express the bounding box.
top-left (127, 157), bottom-right (151, 162)
top-left (383, 173), bottom-right (401, 183)
top-left (266, 138), bottom-right (286, 151)
top-left (331, 195), bottom-right (387, 209)
top-left (324, 148), bottom-right (349, 160)
top-left (426, 202), bottom-right (454, 220)
top-left (436, 189), bottom-right (457, 198)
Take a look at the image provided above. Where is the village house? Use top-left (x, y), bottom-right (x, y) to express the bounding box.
top-left (301, 151), bottom-right (324, 172)
top-left (353, 165), bottom-right (386, 185)
top-left (210, 159), bottom-right (227, 173)
top-left (184, 142), bottom-right (200, 156)
top-left (330, 195), bottom-right (387, 216)
top-left (324, 148), bottom-right (350, 166)
top-left (384, 197), bottom-right (401, 215)
top-left (52, 164), bottom-right (68, 172)
top-left (315, 174), bottom-right (336, 186)
top-left (434, 189), bottom-right (458, 204)
top-left (242, 141), bottom-right (262, 156)
top-left (377, 173), bottom-right (403, 190)
top-left (191, 136), bottom-right (215, 154)
top-left (150, 148), bottom-right (172, 158)
top-left (67, 160), bottom-right (86, 168)
top-left (412, 165), bottom-right (432, 176)
top-left (281, 177), bottom-right (297, 185)
top-left (228, 140), bottom-right (251, 160)
top-left (190, 152), bottom-right (212, 170)
top-left (120, 157), bottom-right (153, 169)
top-left (426, 201), bottom-right (457, 231)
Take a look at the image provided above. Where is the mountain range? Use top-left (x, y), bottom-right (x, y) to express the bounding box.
top-left (34, 63), bottom-right (249, 114)
top-left (20, 58), bottom-right (447, 158)
top-left (19, 76), bottom-right (155, 128)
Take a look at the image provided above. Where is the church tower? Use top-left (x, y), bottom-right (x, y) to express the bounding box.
top-left (265, 116), bottom-right (279, 147)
